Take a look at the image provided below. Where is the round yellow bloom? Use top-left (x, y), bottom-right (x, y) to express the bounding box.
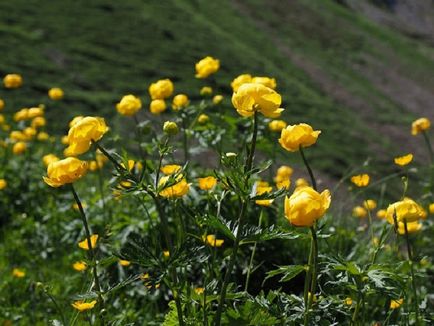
top-left (390, 298), bottom-right (403, 309)
top-left (352, 206), bottom-right (367, 218)
top-left (269, 120), bottom-right (287, 132)
top-left (251, 76), bottom-right (277, 89)
top-left (386, 198), bottom-right (427, 224)
top-left (10, 131), bottom-right (26, 142)
top-left (198, 114), bottom-right (209, 124)
top-left (203, 234), bottom-right (224, 247)
top-left (69, 116), bottom-right (84, 128)
top-left (37, 132), bottom-right (49, 141)
top-left (72, 300), bottom-right (97, 312)
top-left (23, 127), bottom-right (37, 139)
top-left (72, 261), bottom-right (87, 272)
top-left (0, 114), bottom-right (4, 124)
top-left (350, 174), bottom-right (370, 187)
top-left (0, 179), bottom-right (7, 190)
top-left (0, 98), bottom-right (4, 111)
top-left (14, 108), bottom-right (29, 121)
top-left (161, 164), bottom-right (182, 175)
top-left (276, 165), bottom-right (293, 178)
top-left (255, 181), bottom-right (273, 207)
top-left (61, 135), bottom-right (69, 145)
top-left (12, 268), bottom-right (25, 278)
top-left (163, 121), bottom-right (179, 135)
top-left (213, 95), bottom-right (223, 104)
top-left (344, 297), bottom-right (353, 306)
top-left (48, 87), bottom-right (64, 100)
top-left (429, 203), bottom-right (434, 214)
top-left (172, 94), bottom-right (189, 111)
top-left (195, 287), bottom-right (205, 295)
top-left (43, 157), bottom-right (88, 187)
top-left (116, 94), bottom-right (142, 116)
top-left (232, 83), bottom-right (284, 118)
top-left (64, 117), bottom-right (108, 157)
top-left (394, 153), bottom-right (413, 166)
top-left (376, 209), bottom-right (386, 219)
top-left (279, 123), bottom-right (321, 152)
top-left (149, 99), bottom-right (167, 115)
top-left (231, 74), bottom-right (252, 92)
top-left (3, 74), bottom-right (23, 88)
top-left (363, 199), bottom-right (377, 210)
top-left (31, 117), bottom-right (46, 128)
top-left (159, 175), bottom-right (190, 198)
top-left (12, 142), bottom-right (26, 155)
top-left (78, 234), bottom-right (99, 250)
top-left (198, 176), bottom-right (217, 191)
top-left (149, 79), bottom-right (174, 100)
top-left (119, 259), bottom-right (131, 266)
top-left (397, 221), bottom-right (422, 235)
top-left (200, 86), bottom-right (213, 96)
top-left (163, 251), bottom-right (170, 258)
top-left (42, 154), bottom-right (59, 167)
top-left (195, 56), bottom-right (220, 79)
top-left (121, 159), bottom-right (136, 172)
top-left (411, 117), bottom-right (430, 135)
top-left (284, 186), bottom-right (331, 227)
top-left (27, 107), bottom-right (44, 119)
top-left (295, 178), bottom-right (309, 187)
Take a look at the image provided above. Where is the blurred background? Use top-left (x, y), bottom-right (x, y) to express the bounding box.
top-left (1, 0), bottom-right (433, 188)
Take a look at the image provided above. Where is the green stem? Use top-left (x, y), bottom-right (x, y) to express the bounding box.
top-left (364, 198), bottom-right (375, 249)
top-left (133, 114), bottom-right (146, 160)
top-left (422, 131), bottom-right (434, 164)
top-left (182, 115), bottom-right (189, 163)
top-left (299, 146), bottom-right (316, 190)
top-left (215, 112), bottom-right (259, 326)
top-left (304, 226), bottom-right (318, 326)
top-left (71, 185), bottom-right (105, 326)
top-left (404, 220), bottom-right (419, 323)
top-left (93, 142), bottom-right (125, 172)
top-left (303, 236), bottom-right (314, 324)
top-left (43, 288), bottom-right (67, 326)
top-left (244, 209), bottom-right (264, 292)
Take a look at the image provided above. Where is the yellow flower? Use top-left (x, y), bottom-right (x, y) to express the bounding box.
top-left (350, 174), bottom-right (370, 187)
top-left (194, 287), bottom-right (205, 295)
top-left (376, 209), bottom-right (386, 219)
top-left (269, 120), bottom-right (287, 132)
top-left (161, 164), bottom-right (182, 175)
top-left (37, 132), bottom-right (50, 142)
top-left (429, 203), bottom-right (434, 214)
top-left (64, 117), bottom-right (108, 157)
top-left (10, 131), bottom-right (26, 141)
top-left (31, 117), bottom-right (46, 128)
top-left (159, 175), bottom-right (190, 198)
top-left (284, 186), bottom-right (331, 227)
top-left (363, 199), bottom-right (377, 210)
top-left (149, 79), bottom-right (174, 100)
top-left (411, 117), bottom-right (430, 135)
top-left (12, 142), bottom-right (27, 155)
top-left (200, 86), bottom-right (213, 96)
top-left (344, 297), bottom-right (353, 306)
top-left (72, 300), bottom-right (97, 312)
top-left (48, 87), bottom-right (64, 100)
top-left (274, 165), bottom-right (293, 189)
top-left (13, 108), bottom-right (29, 121)
top-left (231, 74), bottom-right (252, 92)
top-left (195, 56), bottom-right (220, 78)
top-left (212, 95), bottom-right (223, 104)
top-left (172, 94), bottom-right (189, 111)
top-left (121, 159), bottom-right (136, 172)
top-left (119, 259), bottom-right (131, 266)
top-left (43, 157), bottom-right (88, 187)
top-left (163, 121), bottom-right (179, 135)
top-left (61, 135), bottom-right (69, 145)
top-left (149, 99), bottom-right (167, 115)
top-left (232, 83), bottom-right (284, 118)
top-left (394, 153), bottom-right (413, 166)
top-left (42, 154), bottom-right (59, 167)
top-left (386, 198), bottom-right (427, 224)
top-left (255, 181), bottom-right (273, 207)
top-left (0, 179), bottom-right (7, 190)
top-left (279, 123), bottom-right (320, 152)
top-left (27, 107), bottom-right (44, 119)
top-left (352, 206), bottom-right (367, 218)
top-left (276, 165), bottom-right (293, 178)
top-left (163, 251), bottom-right (170, 258)
top-left (12, 268), bottom-right (25, 278)
top-left (3, 74), bottom-right (23, 88)
top-left (251, 76), bottom-right (277, 89)
top-left (72, 261), bottom-right (87, 272)
top-left (72, 202), bottom-right (87, 211)
top-left (69, 116), bottom-right (84, 128)
top-left (116, 94), bottom-right (142, 116)
top-left (198, 114), bottom-right (209, 124)
top-left (23, 127), bottom-right (37, 139)
top-left (390, 298), bottom-right (403, 309)
top-left (198, 176), bottom-right (217, 191)
top-left (78, 234), bottom-right (99, 250)
top-left (0, 114), bottom-right (4, 124)
top-left (295, 178), bottom-right (309, 188)
top-left (203, 234), bottom-right (224, 247)
top-left (397, 221), bottom-right (422, 235)
top-left (0, 98), bottom-right (4, 111)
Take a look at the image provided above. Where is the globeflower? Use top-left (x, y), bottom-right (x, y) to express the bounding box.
top-left (0, 179), bottom-right (7, 190)
top-left (274, 165), bottom-right (293, 189)
top-left (159, 174), bottom-right (190, 198)
top-left (3, 74), bottom-right (23, 88)
top-left (78, 234), bottom-right (99, 250)
top-left (116, 94), bottom-right (142, 116)
top-left (149, 79), bottom-right (174, 100)
top-left (269, 120), bottom-right (287, 132)
top-left (72, 300), bottom-right (97, 312)
top-left (284, 186), bottom-right (331, 227)
top-left (386, 198), bottom-right (426, 224)
top-left (48, 87), bottom-right (64, 100)
top-left (351, 174), bottom-right (370, 187)
top-left (232, 83), bottom-right (284, 118)
top-left (198, 114), bottom-right (209, 124)
top-left (12, 142), bottom-right (26, 155)
top-left (195, 56), bottom-right (220, 79)
top-left (397, 221), bottom-right (422, 235)
top-left (279, 123), bottom-right (321, 152)
top-left (212, 95), bottom-right (223, 104)
top-left (251, 76), bottom-right (277, 89)
top-left (163, 121), bottom-right (179, 135)
top-left (64, 117), bottom-right (108, 157)
top-left (352, 206), bottom-right (367, 218)
top-left (0, 98), bottom-right (4, 111)
top-left (200, 86), bottom-right (213, 96)
top-left (363, 199), bottom-right (377, 210)
top-left (150, 99), bottom-right (167, 115)
top-left (43, 157), bottom-right (88, 187)
top-left (172, 94), bottom-right (189, 111)
top-left (12, 268), bottom-right (25, 278)
top-left (411, 117), bottom-right (430, 135)
top-left (119, 259), bottom-right (131, 266)
top-left (394, 154), bottom-right (413, 166)
top-left (42, 154), bottom-right (59, 167)
top-left (72, 261), bottom-right (87, 271)
top-left (255, 181), bottom-right (273, 207)
top-left (231, 74), bottom-right (252, 92)
top-left (203, 234), bottom-right (224, 247)
top-left (390, 298), bottom-right (403, 309)
top-left (198, 176), bottom-right (217, 191)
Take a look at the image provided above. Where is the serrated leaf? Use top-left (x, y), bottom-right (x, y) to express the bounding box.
top-left (263, 265), bottom-right (305, 285)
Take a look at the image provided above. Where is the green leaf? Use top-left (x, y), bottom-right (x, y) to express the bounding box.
top-left (240, 225), bottom-right (299, 245)
top-left (263, 265), bottom-right (305, 285)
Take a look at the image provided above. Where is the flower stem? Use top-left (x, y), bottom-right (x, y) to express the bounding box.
top-left (215, 112), bottom-right (259, 326)
top-left (244, 209), bottom-right (264, 292)
top-left (71, 185), bottom-right (105, 326)
top-left (299, 146), bottom-right (317, 190)
top-left (404, 219), bottom-right (419, 323)
top-left (422, 131), bottom-right (434, 164)
top-left (304, 226), bottom-right (318, 326)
